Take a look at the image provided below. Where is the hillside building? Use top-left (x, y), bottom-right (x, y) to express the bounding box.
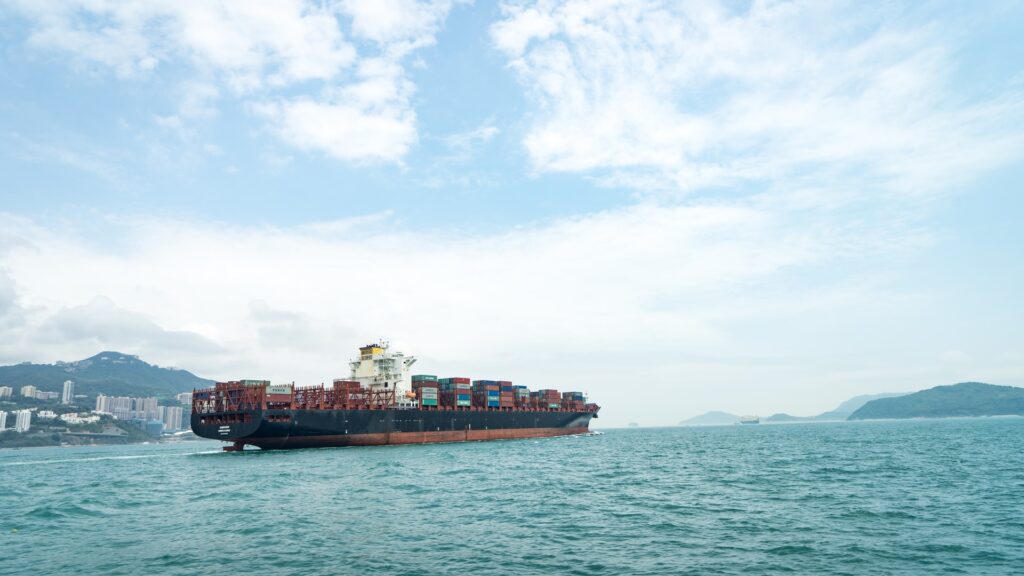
top-left (14, 410), bottom-right (31, 433)
top-left (62, 380), bottom-right (75, 404)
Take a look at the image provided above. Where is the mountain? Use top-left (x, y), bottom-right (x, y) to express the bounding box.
top-left (706, 392), bottom-right (910, 424)
top-left (764, 413), bottom-right (810, 422)
top-left (827, 391), bottom-right (909, 414)
top-left (849, 382), bottom-right (1024, 420)
top-left (679, 411), bottom-right (739, 426)
top-left (0, 351), bottom-right (214, 399)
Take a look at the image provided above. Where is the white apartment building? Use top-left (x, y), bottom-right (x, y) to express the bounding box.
top-left (62, 380), bottom-right (75, 404)
top-left (20, 385), bottom-right (37, 399)
top-left (14, 410), bottom-right (31, 433)
top-left (0, 386), bottom-right (12, 399)
top-left (60, 413), bottom-right (100, 425)
top-left (159, 405), bottom-right (184, 432)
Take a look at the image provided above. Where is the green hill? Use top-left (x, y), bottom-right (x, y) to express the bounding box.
top-left (849, 382), bottom-right (1024, 420)
top-left (678, 411), bottom-right (739, 426)
top-left (0, 351), bottom-right (214, 400)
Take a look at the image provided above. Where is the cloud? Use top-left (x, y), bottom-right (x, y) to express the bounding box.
top-left (40, 296), bottom-right (223, 357)
top-left (0, 268), bottom-right (27, 330)
top-left (12, 0), bottom-right (356, 87)
top-left (8, 0), bottom-right (460, 163)
top-left (4, 132), bottom-right (126, 188)
top-left (339, 0), bottom-right (458, 56)
top-left (442, 121), bottom-right (501, 155)
top-left (0, 202), bottom-right (959, 425)
top-left (491, 1), bottom-right (1024, 199)
top-left (252, 58), bottom-right (419, 163)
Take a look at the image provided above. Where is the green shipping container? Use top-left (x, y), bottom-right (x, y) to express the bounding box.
top-left (456, 399), bottom-right (472, 406)
top-left (412, 374), bottom-right (438, 382)
top-left (421, 398), bottom-right (438, 406)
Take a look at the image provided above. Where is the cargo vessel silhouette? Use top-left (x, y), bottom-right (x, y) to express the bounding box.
top-left (191, 342), bottom-right (599, 451)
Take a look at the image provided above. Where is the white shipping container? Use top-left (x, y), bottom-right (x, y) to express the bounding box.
top-left (268, 384), bottom-right (293, 395)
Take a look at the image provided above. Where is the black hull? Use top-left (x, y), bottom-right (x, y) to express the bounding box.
top-left (192, 408), bottom-right (595, 449)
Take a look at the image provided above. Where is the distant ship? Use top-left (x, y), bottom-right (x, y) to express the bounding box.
top-left (191, 341), bottom-right (599, 451)
top-left (739, 415), bottom-right (760, 425)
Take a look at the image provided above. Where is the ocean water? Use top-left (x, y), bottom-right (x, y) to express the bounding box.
top-left (2, 419), bottom-right (1023, 575)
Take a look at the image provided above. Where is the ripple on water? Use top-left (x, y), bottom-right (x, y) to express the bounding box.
top-left (0, 420), bottom-right (1023, 576)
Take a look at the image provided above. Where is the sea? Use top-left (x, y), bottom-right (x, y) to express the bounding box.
top-left (2, 418), bottom-right (1023, 576)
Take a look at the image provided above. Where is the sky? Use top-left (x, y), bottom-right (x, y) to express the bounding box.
top-left (1, 1), bottom-right (1023, 427)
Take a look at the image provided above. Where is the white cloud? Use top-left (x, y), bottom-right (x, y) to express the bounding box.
top-left (253, 57), bottom-right (419, 162)
top-left (5, 132), bottom-right (125, 188)
top-left (492, 1), bottom-right (1024, 198)
top-left (339, 0), bottom-right (457, 56)
top-left (9, 0), bottom-right (460, 163)
top-left (40, 296), bottom-right (223, 356)
top-left (3, 202), bottom-right (1001, 426)
top-left (443, 121), bottom-right (500, 152)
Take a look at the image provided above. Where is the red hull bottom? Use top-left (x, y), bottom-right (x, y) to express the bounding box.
top-left (239, 426), bottom-right (591, 450)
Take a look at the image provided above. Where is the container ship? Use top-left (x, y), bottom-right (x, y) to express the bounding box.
top-left (191, 342), bottom-right (600, 451)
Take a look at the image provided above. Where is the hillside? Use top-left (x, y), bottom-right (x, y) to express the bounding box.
top-left (0, 352), bottom-right (214, 399)
top-left (679, 411), bottom-right (739, 426)
top-left (849, 382), bottom-right (1024, 420)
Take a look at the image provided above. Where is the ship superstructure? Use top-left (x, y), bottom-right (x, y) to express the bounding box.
top-left (191, 342), bottom-right (599, 451)
top-left (348, 341), bottom-right (416, 396)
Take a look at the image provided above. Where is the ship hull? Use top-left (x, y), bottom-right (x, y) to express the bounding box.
top-left (192, 408), bottom-right (595, 450)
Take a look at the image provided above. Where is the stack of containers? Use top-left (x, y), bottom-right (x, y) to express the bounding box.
top-left (497, 380), bottom-right (515, 408)
top-left (472, 380), bottom-right (500, 408)
top-left (513, 385), bottom-right (530, 407)
top-left (332, 379), bottom-right (363, 406)
top-left (561, 391), bottom-right (585, 410)
top-left (411, 375), bottom-right (439, 407)
top-left (439, 377), bottom-right (472, 407)
top-left (533, 389), bottom-right (561, 409)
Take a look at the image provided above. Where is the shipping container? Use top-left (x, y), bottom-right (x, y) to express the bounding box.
top-left (411, 374), bottom-right (438, 382)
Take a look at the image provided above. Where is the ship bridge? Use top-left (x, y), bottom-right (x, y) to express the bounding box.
top-left (349, 341), bottom-right (416, 396)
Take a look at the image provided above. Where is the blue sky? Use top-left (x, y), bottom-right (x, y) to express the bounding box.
top-left (1, 1), bottom-right (1022, 426)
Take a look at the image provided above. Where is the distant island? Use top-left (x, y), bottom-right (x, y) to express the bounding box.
top-left (680, 382), bottom-right (1024, 426)
top-left (850, 382), bottom-right (1024, 420)
top-left (678, 411), bottom-right (742, 426)
top-left (680, 392), bottom-right (906, 426)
